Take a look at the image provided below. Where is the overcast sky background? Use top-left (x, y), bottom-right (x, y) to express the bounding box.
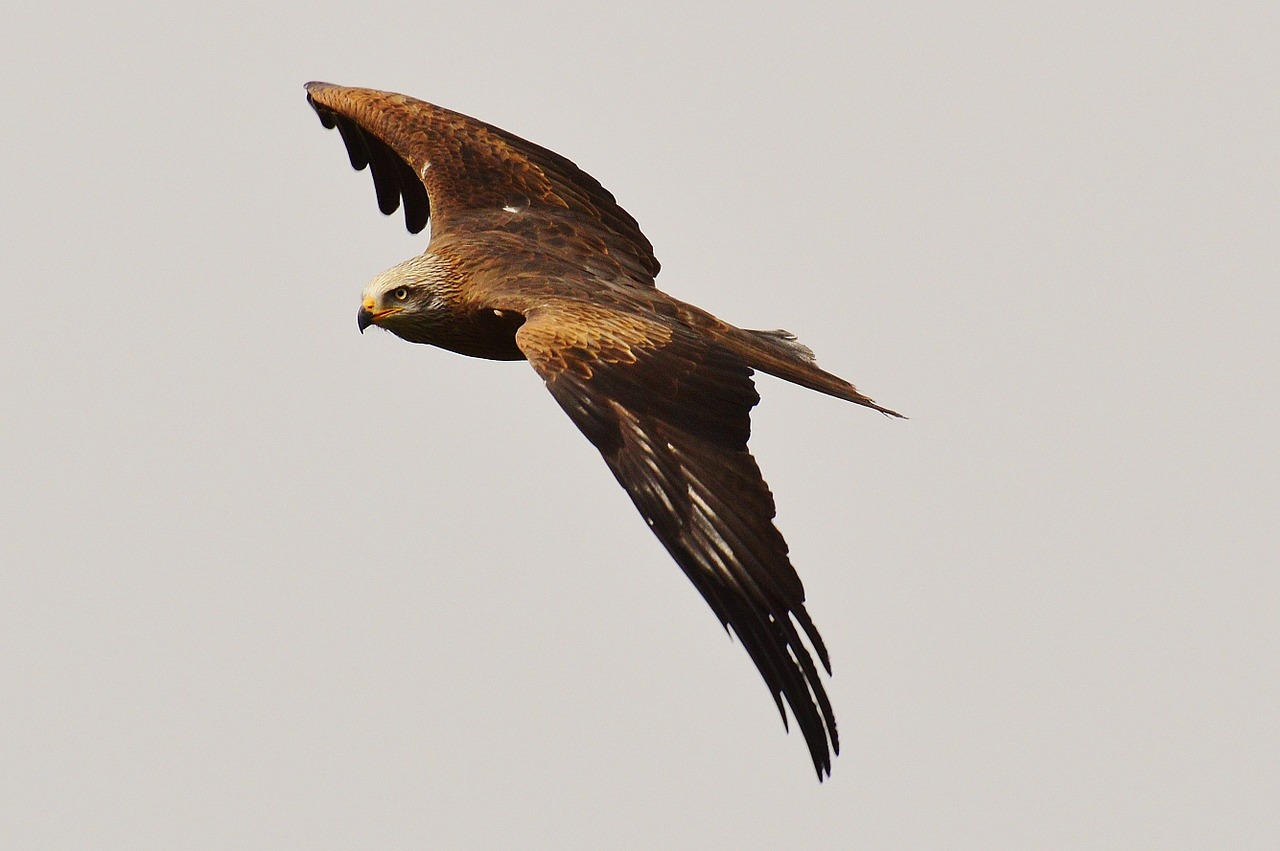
top-left (3, 2), bottom-right (1277, 848)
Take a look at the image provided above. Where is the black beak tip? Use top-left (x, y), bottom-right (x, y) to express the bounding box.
top-left (357, 306), bottom-right (374, 333)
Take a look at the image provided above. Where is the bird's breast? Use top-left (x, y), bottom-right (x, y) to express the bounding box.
top-left (419, 306), bottom-right (528, 361)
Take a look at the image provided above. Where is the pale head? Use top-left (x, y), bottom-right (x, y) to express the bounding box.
top-left (356, 252), bottom-right (453, 340)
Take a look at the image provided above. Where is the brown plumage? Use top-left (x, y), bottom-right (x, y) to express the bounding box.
top-left (305, 82), bottom-right (902, 780)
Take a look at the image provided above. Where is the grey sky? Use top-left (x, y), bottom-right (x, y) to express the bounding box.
top-left (3, 2), bottom-right (1277, 848)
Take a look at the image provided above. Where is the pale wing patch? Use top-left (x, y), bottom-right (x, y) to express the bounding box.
top-left (517, 304), bottom-right (673, 378)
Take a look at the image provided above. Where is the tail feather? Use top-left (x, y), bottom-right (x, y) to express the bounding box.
top-left (751, 329), bottom-right (817, 363)
top-left (738, 328), bottom-right (905, 419)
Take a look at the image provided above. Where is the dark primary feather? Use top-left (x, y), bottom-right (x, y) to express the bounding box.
top-left (517, 308), bottom-right (839, 778)
top-left (305, 83), bottom-right (900, 780)
top-left (318, 103), bottom-right (432, 231)
top-left (305, 82), bottom-right (659, 281)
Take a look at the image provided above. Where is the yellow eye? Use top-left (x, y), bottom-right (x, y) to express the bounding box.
top-left (393, 288), bottom-right (409, 301)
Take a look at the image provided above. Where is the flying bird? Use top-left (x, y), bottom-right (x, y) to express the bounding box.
top-left (304, 82), bottom-right (901, 780)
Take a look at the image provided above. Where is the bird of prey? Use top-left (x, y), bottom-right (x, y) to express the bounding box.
top-left (304, 82), bottom-right (901, 780)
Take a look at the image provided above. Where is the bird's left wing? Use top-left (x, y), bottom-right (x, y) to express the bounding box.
top-left (514, 302), bottom-right (840, 779)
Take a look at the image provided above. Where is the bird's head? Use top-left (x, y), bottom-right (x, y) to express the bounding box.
top-left (357, 253), bottom-right (452, 341)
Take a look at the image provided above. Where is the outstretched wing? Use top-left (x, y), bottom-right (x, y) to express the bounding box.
top-left (515, 303), bottom-right (839, 779)
top-left (304, 82), bottom-right (660, 284)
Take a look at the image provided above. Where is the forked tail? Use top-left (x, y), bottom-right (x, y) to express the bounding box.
top-left (734, 328), bottom-right (905, 418)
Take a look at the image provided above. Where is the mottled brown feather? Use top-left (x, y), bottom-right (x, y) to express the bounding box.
top-left (515, 303), bottom-right (839, 777)
top-left (306, 83), bottom-right (903, 780)
top-left (305, 82), bottom-right (659, 283)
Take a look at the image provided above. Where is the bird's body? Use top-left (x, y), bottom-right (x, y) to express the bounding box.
top-left (306, 82), bottom-right (901, 779)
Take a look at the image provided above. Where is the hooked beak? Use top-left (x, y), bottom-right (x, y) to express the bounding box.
top-left (357, 299), bottom-right (402, 333)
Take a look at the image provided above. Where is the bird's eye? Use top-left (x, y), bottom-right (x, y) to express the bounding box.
top-left (393, 288), bottom-right (409, 301)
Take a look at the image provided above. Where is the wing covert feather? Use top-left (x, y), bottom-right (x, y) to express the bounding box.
top-left (305, 82), bottom-right (659, 282)
top-left (516, 306), bottom-right (839, 778)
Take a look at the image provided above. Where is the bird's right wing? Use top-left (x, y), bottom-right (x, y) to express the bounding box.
top-left (304, 82), bottom-right (660, 284)
top-left (514, 302), bottom-right (839, 779)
